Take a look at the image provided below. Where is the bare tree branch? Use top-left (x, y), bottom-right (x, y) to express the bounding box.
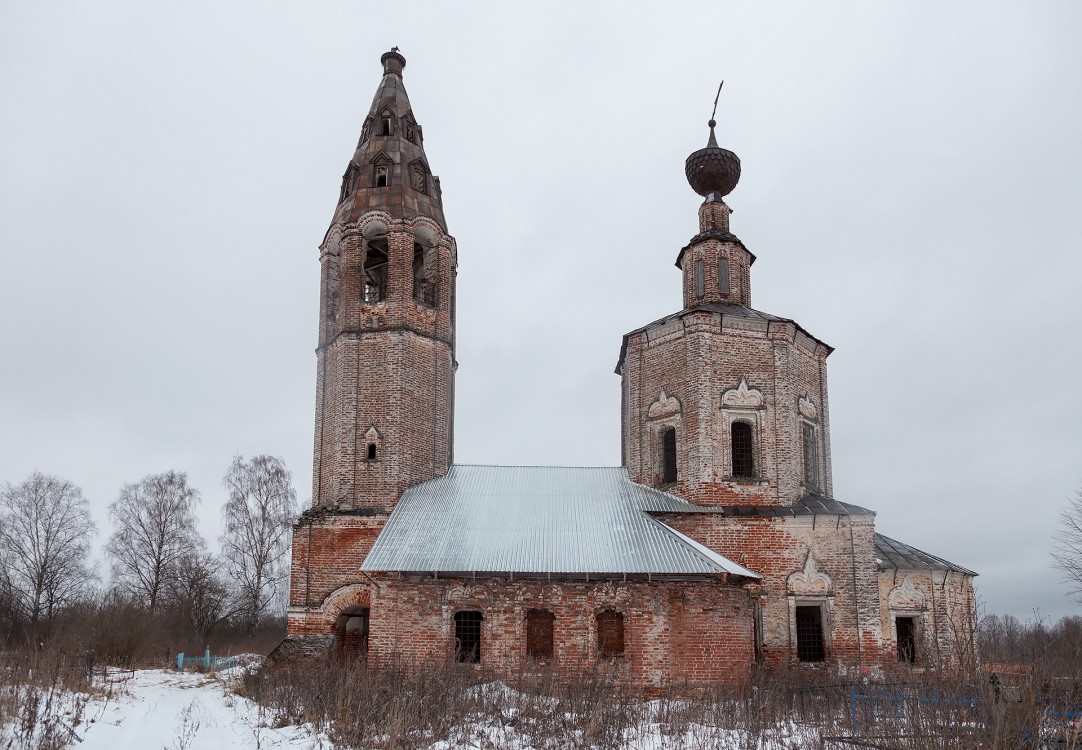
top-left (1051, 487), bottom-right (1082, 603)
top-left (0, 472), bottom-right (97, 639)
top-left (220, 455), bottom-right (298, 634)
top-left (105, 471), bottom-right (203, 611)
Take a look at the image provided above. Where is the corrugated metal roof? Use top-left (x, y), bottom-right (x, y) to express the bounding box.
top-left (874, 533), bottom-right (977, 576)
top-left (361, 465), bottom-right (759, 578)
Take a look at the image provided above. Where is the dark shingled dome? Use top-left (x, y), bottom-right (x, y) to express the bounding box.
top-left (685, 120), bottom-right (741, 198)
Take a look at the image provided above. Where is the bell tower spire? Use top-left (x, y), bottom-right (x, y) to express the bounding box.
top-left (311, 48), bottom-right (457, 511)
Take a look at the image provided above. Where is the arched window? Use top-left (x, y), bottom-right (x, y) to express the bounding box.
top-left (596, 610), bottom-right (625, 658)
top-left (731, 421), bottom-right (754, 478)
top-left (362, 239), bottom-right (388, 303)
top-left (660, 427), bottom-right (677, 484)
top-left (454, 611), bottom-right (483, 663)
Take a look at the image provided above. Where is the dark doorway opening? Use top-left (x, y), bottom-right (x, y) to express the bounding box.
top-left (896, 616), bottom-right (917, 663)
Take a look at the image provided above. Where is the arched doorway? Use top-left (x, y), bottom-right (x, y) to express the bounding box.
top-left (332, 605), bottom-right (370, 659)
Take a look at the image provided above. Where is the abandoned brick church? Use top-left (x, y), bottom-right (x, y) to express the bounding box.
top-left (277, 49), bottom-right (978, 688)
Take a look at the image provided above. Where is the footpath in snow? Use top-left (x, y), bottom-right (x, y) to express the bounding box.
top-left (71, 668), bottom-right (328, 750)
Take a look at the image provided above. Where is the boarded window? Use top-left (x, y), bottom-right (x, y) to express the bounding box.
top-left (526, 608), bottom-right (555, 660)
top-left (694, 260), bottom-right (704, 297)
top-left (454, 611), bottom-right (482, 663)
top-left (661, 427), bottom-right (677, 484)
top-left (718, 258), bottom-right (730, 295)
top-left (731, 421), bottom-right (754, 478)
top-left (802, 422), bottom-right (818, 487)
top-left (597, 610), bottom-right (625, 658)
top-left (896, 616), bottom-right (916, 663)
top-left (795, 605), bottom-right (825, 662)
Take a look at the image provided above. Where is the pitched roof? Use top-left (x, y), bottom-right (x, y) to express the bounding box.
top-left (874, 533), bottom-right (977, 576)
top-left (360, 465), bottom-right (759, 578)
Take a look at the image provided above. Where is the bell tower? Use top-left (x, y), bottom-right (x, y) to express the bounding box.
top-left (312, 48), bottom-right (457, 511)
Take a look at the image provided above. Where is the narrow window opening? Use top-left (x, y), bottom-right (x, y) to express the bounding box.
top-left (896, 616), bottom-right (916, 663)
top-left (363, 240), bottom-right (388, 303)
top-left (367, 443), bottom-right (377, 461)
top-left (802, 422), bottom-right (819, 487)
top-left (596, 610), bottom-right (625, 658)
top-left (694, 260), bottom-right (704, 297)
top-left (406, 123), bottom-right (415, 143)
top-left (525, 609), bottom-right (554, 660)
top-left (731, 421), bottom-right (755, 478)
top-left (795, 605), bottom-right (825, 662)
top-left (375, 166), bottom-right (389, 188)
top-left (718, 258), bottom-right (731, 295)
top-left (660, 427), bottom-right (677, 484)
top-left (454, 611), bottom-right (482, 663)
top-left (380, 117), bottom-right (391, 136)
top-left (413, 244), bottom-right (436, 306)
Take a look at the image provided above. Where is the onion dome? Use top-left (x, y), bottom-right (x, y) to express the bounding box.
top-left (684, 120), bottom-right (741, 198)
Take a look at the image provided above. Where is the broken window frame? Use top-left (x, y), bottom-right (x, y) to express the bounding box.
top-left (413, 243), bottom-right (437, 307)
top-left (454, 610), bottom-right (483, 664)
top-left (363, 240), bottom-right (389, 304)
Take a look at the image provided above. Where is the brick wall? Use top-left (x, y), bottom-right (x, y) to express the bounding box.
top-left (312, 212), bottom-right (457, 511)
top-left (877, 568), bottom-right (978, 673)
top-left (361, 576), bottom-right (757, 691)
top-left (659, 512), bottom-right (886, 670)
top-left (621, 310), bottom-right (831, 507)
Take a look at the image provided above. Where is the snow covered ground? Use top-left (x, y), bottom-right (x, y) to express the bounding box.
top-left (4, 666), bottom-right (819, 749)
top-left (3, 667), bottom-right (330, 750)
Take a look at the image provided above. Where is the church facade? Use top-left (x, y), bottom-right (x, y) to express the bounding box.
top-left (277, 50), bottom-right (977, 689)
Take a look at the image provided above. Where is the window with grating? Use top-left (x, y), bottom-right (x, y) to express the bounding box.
top-left (597, 610), bottom-right (625, 658)
top-left (661, 428), bottom-right (677, 484)
top-left (731, 421), bottom-right (755, 478)
top-left (896, 616), bottom-right (916, 663)
top-left (795, 605), bottom-right (825, 662)
top-left (454, 611), bottom-right (483, 663)
top-left (526, 609), bottom-right (555, 660)
top-left (802, 422), bottom-right (818, 487)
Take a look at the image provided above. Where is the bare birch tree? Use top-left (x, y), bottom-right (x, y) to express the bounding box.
top-left (0, 472), bottom-right (97, 637)
top-left (1052, 486), bottom-right (1082, 603)
top-left (165, 552), bottom-right (232, 637)
top-left (220, 455), bottom-right (298, 633)
top-left (106, 471), bottom-right (203, 611)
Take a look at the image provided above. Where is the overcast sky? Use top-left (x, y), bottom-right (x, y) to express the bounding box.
top-left (1, 1), bottom-right (1080, 622)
